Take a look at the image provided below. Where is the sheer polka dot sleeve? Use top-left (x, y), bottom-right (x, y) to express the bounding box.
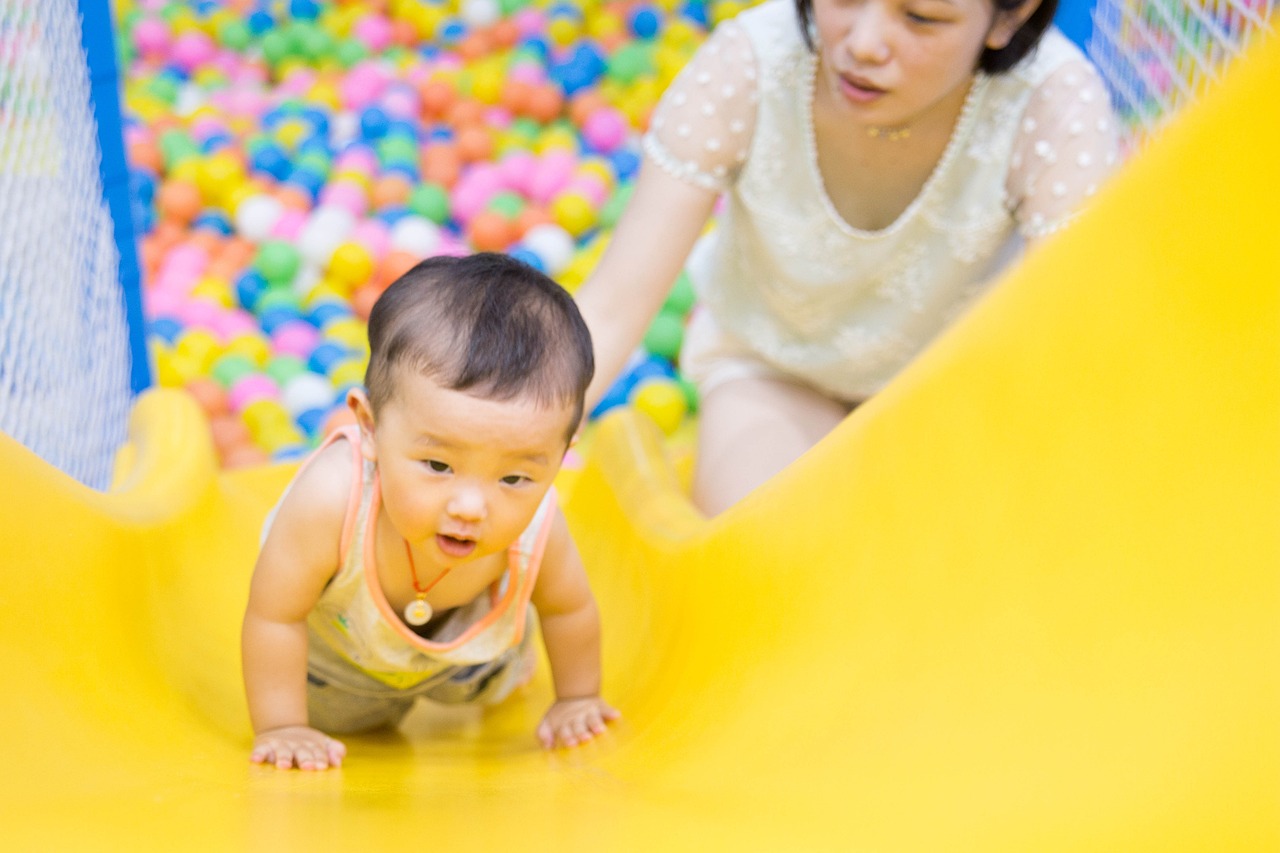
top-left (1007, 59), bottom-right (1120, 239)
top-left (642, 21), bottom-right (759, 193)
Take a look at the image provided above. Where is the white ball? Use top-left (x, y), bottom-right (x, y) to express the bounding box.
top-left (298, 205), bottom-right (356, 268)
top-left (390, 215), bottom-right (442, 257)
top-left (282, 372), bottom-right (336, 418)
top-left (291, 263), bottom-right (324, 298)
top-left (233, 194), bottom-right (283, 243)
top-left (460, 0), bottom-right (502, 28)
top-left (521, 224), bottom-right (576, 275)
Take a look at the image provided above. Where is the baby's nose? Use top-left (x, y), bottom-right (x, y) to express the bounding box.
top-left (446, 484), bottom-right (487, 521)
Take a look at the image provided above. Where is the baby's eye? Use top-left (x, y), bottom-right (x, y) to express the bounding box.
top-left (500, 475), bottom-right (529, 486)
top-left (426, 460), bottom-right (451, 473)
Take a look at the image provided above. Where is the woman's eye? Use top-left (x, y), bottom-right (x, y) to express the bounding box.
top-left (426, 460), bottom-right (451, 473)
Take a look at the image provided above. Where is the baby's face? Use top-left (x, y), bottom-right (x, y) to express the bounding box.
top-left (361, 369), bottom-right (575, 569)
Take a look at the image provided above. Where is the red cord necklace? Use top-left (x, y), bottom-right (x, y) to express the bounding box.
top-left (402, 539), bottom-right (453, 626)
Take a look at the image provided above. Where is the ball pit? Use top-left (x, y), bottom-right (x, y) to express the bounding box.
top-left (121, 0), bottom-right (717, 467)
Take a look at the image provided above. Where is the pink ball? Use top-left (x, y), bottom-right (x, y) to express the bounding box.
top-left (133, 18), bottom-right (171, 59)
top-left (340, 63), bottom-right (390, 110)
top-left (209, 310), bottom-right (258, 342)
top-left (353, 14), bottom-right (394, 52)
top-left (498, 151), bottom-right (538, 194)
top-left (161, 244), bottom-right (210, 278)
top-left (270, 209), bottom-right (307, 241)
top-left (381, 83), bottom-right (420, 119)
top-left (513, 9), bottom-right (548, 38)
top-left (567, 174), bottom-right (609, 207)
top-left (228, 374), bottom-right (280, 412)
top-left (450, 173), bottom-right (503, 224)
top-left (351, 220), bottom-right (391, 259)
top-left (528, 152), bottom-right (577, 205)
top-left (270, 320), bottom-right (322, 360)
top-left (482, 107), bottom-right (513, 130)
top-left (334, 147), bottom-right (378, 174)
top-left (582, 108), bottom-right (629, 154)
top-left (175, 297), bottom-right (223, 329)
top-left (508, 62), bottom-right (546, 87)
top-left (146, 287), bottom-right (183, 317)
top-left (170, 31), bottom-right (216, 74)
top-left (319, 180), bottom-right (369, 217)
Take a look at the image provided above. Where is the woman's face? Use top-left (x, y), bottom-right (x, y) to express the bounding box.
top-left (810, 0), bottom-right (1035, 130)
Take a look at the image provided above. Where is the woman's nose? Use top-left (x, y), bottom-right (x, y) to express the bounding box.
top-left (845, 4), bottom-right (893, 65)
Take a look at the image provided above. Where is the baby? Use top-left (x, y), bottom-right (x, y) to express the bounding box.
top-left (242, 252), bottom-right (618, 770)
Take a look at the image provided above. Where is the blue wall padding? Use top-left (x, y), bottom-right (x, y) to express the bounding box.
top-left (80, 0), bottom-right (151, 393)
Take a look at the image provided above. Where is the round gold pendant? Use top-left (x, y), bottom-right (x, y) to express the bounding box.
top-left (404, 598), bottom-right (432, 626)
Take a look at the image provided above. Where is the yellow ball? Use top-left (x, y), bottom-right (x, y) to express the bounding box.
top-left (197, 151), bottom-right (245, 205)
top-left (224, 332), bottom-right (272, 367)
top-left (307, 80), bottom-right (343, 110)
top-left (331, 167), bottom-right (372, 193)
top-left (242, 398), bottom-right (293, 438)
top-left (257, 422), bottom-right (308, 453)
top-left (546, 16), bottom-right (581, 47)
top-left (586, 10), bottom-right (625, 40)
top-left (189, 276), bottom-right (234, 308)
top-left (303, 279), bottom-right (351, 305)
top-left (329, 358), bottom-right (369, 389)
top-left (175, 328), bottom-right (222, 373)
top-left (274, 117), bottom-right (310, 152)
top-left (323, 318), bottom-right (370, 353)
top-left (536, 125), bottom-right (581, 155)
top-left (631, 379), bottom-right (688, 435)
top-left (550, 192), bottom-right (598, 238)
top-left (328, 241), bottom-right (375, 289)
top-left (710, 0), bottom-right (745, 25)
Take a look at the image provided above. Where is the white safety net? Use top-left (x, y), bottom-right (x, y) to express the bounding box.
top-left (0, 0), bottom-right (131, 489)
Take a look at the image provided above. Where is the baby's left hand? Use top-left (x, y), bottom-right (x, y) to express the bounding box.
top-left (537, 696), bottom-right (621, 749)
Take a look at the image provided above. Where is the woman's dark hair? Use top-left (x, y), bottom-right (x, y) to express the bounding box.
top-left (793, 0), bottom-right (1059, 74)
top-left (364, 253), bottom-right (594, 438)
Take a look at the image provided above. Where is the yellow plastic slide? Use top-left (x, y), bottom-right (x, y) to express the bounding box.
top-left (2, 32), bottom-right (1277, 852)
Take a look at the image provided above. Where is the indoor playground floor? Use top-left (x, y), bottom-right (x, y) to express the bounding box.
top-left (1, 27), bottom-right (1277, 853)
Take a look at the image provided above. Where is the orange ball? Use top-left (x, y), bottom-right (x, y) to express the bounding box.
top-left (322, 406), bottom-right (358, 437)
top-left (186, 377), bottom-right (230, 418)
top-left (525, 84), bottom-right (564, 124)
top-left (220, 441), bottom-right (270, 469)
top-left (421, 143), bottom-right (461, 188)
top-left (455, 125), bottom-right (493, 163)
top-left (467, 210), bottom-right (515, 252)
top-left (513, 205), bottom-right (554, 238)
top-left (158, 179), bottom-right (203, 225)
top-left (128, 137), bottom-right (164, 174)
top-left (447, 98), bottom-right (485, 129)
top-left (569, 91), bottom-right (609, 127)
top-left (275, 184), bottom-right (314, 212)
top-left (371, 174), bottom-right (413, 209)
top-left (377, 249), bottom-right (422, 290)
top-left (418, 79), bottom-right (456, 118)
top-left (208, 412), bottom-right (251, 452)
top-left (351, 283), bottom-right (381, 321)
top-left (457, 31), bottom-right (493, 62)
top-left (489, 19), bottom-right (519, 48)
top-left (499, 79), bottom-right (533, 115)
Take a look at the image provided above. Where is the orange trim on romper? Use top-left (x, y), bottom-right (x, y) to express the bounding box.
top-left (361, 471), bottom-right (556, 654)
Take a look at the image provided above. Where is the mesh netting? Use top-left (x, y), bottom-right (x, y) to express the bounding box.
top-left (0, 0), bottom-right (131, 490)
top-left (1089, 0), bottom-right (1276, 147)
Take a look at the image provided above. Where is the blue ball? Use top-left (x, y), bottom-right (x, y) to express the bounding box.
top-left (439, 19), bottom-right (467, 44)
top-left (259, 305), bottom-right (304, 336)
top-left (608, 147), bottom-right (641, 182)
top-left (193, 211), bottom-right (233, 235)
top-left (247, 10), bottom-right (274, 35)
top-left (286, 165), bottom-right (327, 200)
top-left (199, 132), bottom-right (235, 154)
top-left (507, 247), bottom-right (545, 273)
top-left (376, 206), bottom-right (412, 227)
top-left (381, 161), bottom-right (420, 183)
top-left (680, 0), bottom-right (709, 27)
top-left (359, 106), bottom-right (390, 140)
top-left (148, 316), bottom-right (184, 344)
top-left (289, 0), bottom-right (321, 20)
top-left (630, 7), bottom-right (662, 38)
top-left (295, 406), bottom-right (330, 437)
top-left (272, 444), bottom-right (312, 463)
top-left (307, 300), bottom-right (352, 328)
top-left (308, 342), bottom-right (352, 376)
top-left (235, 271), bottom-right (268, 311)
top-left (250, 143), bottom-right (291, 181)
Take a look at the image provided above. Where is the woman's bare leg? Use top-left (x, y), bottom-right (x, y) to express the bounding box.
top-left (692, 376), bottom-right (851, 516)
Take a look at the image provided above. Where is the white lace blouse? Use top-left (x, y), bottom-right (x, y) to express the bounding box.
top-left (644, 0), bottom-right (1119, 402)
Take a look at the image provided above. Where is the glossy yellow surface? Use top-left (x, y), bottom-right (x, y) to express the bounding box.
top-left (2, 33), bottom-right (1278, 852)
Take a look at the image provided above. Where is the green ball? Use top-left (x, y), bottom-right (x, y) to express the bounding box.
top-left (377, 135), bottom-right (419, 166)
top-left (295, 150), bottom-right (332, 179)
top-left (294, 22), bottom-right (334, 62)
top-left (607, 43), bottom-right (655, 85)
top-left (210, 353), bottom-right (257, 389)
top-left (677, 375), bottom-right (699, 414)
top-left (334, 38), bottom-right (369, 69)
top-left (600, 183), bottom-right (634, 229)
top-left (217, 19), bottom-right (252, 52)
top-left (488, 191), bottom-right (526, 219)
top-left (158, 129), bottom-right (199, 168)
top-left (408, 183), bottom-right (452, 225)
top-left (254, 284), bottom-right (302, 315)
top-left (266, 355), bottom-right (309, 388)
top-left (261, 29), bottom-right (292, 67)
top-left (662, 270), bottom-right (697, 316)
top-left (145, 75), bottom-right (179, 106)
top-left (643, 309), bottom-right (686, 360)
top-left (254, 242), bottom-right (302, 286)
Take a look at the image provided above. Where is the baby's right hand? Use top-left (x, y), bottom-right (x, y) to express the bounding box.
top-left (251, 725), bottom-right (346, 770)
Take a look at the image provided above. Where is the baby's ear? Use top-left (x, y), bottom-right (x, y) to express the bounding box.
top-left (346, 388), bottom-right (378, 463)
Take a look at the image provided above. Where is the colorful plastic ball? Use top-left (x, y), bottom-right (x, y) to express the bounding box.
top-left (242, 397), bottom-right (294, 439)
top-left (664, 271), bottom-right (697, 315)
top-left (265, 354), bottom-right (309, 389)
top-left (389, 216), bottom-right (443, 256)
top-left (209, 352), bottom-right (258, 389)
top-left (299, 205), bottom-right (357, 268)
top-left (271, 320), bottom-right (322, 361)
top-left (408, 183), bottom-right (451, 224)
top-left (467, 210), bottom-right (515, 252)
top-left (254, 241), bottom-right (302, 287)
top-left (520, 223), bottom-right (576, 275)
top-left (295, 406), bottom-right (332, 438)
top-left (582, 108), bottom-right (629, 154)
top-left (507, 247), bottom-right (545, 272)
top-left (631, 377), bottom-right (688, 435)
top-left (233, 194), bottom-right (284, 242)
top-left (328, 241), bottom-right (375, 289)
top-left (644, 309), bottom-right (686, 360)
top-left (281, 372), bottom-right (336, 418)
top-left (550, 191), bottom-right (597, 237)
top-left (630, 6), bottom-right (663, 39)
top-left (148, 316), bottom-right (184, 344)
top-left (328, 358), bottom-right (368, 390)
top-left (307, 299), bottom-right (353, 329)
top-left (308, 342), bottom-right (353, 376)
top-left (461, 0), bottom-right (502, 27)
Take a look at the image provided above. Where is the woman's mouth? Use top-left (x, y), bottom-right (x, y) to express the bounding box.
top-left (837, 73), bottom-right (887, 104)
top-left (436, 534), bottom-right (477, 559)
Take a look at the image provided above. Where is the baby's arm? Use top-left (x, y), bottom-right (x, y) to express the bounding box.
top-left (529, 509), bottom-right (620, 748)
top-left (242, 445), bottom-right (350, 770)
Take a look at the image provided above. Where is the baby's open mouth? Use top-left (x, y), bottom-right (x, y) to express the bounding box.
top-left (437, 534), bottom-right (477, 558)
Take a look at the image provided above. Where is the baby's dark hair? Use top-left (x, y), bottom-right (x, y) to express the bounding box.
top-left (793, 0), bottom-right (1059, 73)
top-left (364, 253), bottom-right (594, 438)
